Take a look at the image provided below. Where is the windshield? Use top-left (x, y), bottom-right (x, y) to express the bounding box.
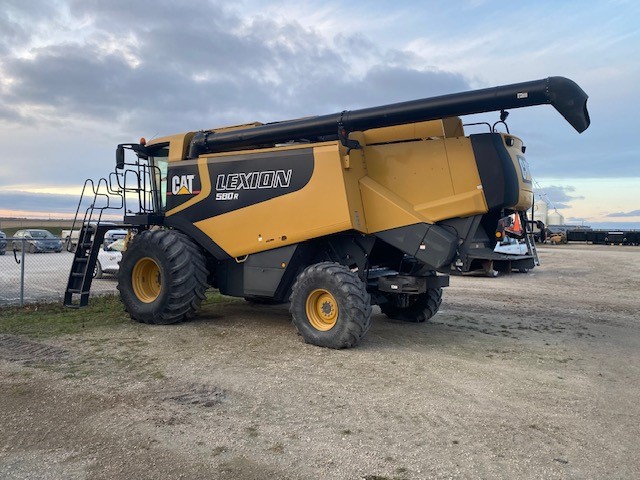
top-left (148, 145), bottom-right (169, 212)
top-left (106, 239), bottom-right (125, 252)
top-left (29, 230), bottom-right (55, 239)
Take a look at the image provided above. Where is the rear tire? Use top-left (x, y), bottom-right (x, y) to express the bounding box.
top-left (380, 288), bottom-right (442, 323)
top-left (290, 262), bottom-right (371, 349)
top-left (117, 230), bottom-right (208, 325)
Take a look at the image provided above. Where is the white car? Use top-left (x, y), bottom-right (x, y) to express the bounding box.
top-left (94, 239), bottom-right (125, 278)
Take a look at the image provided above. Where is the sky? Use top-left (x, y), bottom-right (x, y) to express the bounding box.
top-left (0, 0), bottom-right (638, 228)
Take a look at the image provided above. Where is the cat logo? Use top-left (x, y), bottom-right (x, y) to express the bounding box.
top-left (170, 174), bottom-right (200, 195)
top-left (517, 156), bottom-right (532, 184)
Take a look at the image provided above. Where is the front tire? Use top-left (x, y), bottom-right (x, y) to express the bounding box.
top-left (117, 230), bottom-right (208, 325)
top-left (290, 262), bottom-right (371, 349)
top-left (380, 288), bottom-right (442, 323)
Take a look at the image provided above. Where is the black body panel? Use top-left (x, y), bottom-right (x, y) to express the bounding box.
top-left (374, 223), bottom-right (458, 270)
top-left (166, 148), bottom-right (314, 221)
top-left (470, 133), bottom-right (519, 210)
top-left (215, 243), bottom-right (320, 301)
top-left (243, 245), bottom-right (298, 297)
top-left (164, 216), bottom-right (232, 260)
top-left (378, 275), bottom-right (449, 294)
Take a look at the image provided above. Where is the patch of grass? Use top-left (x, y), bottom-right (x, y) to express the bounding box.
top-left (202, 290), bottom-right (243, 305)
top-left (0, 290), bottom-right (238, 339)
top-left (9, 384), bottom-right (32, 396)
top-left (0, 295), bottom-right (129, 338)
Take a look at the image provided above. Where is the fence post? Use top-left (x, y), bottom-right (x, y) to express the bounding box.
top-left (20, 238), bottom-right (25, 307)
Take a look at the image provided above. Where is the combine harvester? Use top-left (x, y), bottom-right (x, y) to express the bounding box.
top-left (65, 76), bottom-right (590, 348)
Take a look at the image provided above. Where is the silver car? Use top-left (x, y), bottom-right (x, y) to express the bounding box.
top-left (12, 229), bottom-right (63, 253)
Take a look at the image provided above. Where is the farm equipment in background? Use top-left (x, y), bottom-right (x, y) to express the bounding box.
top-left (65, 76), bottom-right (590, 348)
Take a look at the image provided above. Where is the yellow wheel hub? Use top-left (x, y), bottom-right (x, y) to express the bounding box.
top-left (132, 257), bottom-right (161, 303)
top-left (306, 289), bottom-right (338, 331)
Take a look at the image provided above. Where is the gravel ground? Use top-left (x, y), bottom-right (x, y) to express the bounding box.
top-left (1, 244), bottom-right (639, 479)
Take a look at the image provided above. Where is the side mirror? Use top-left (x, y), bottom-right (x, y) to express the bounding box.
top-left (116, 145), bottom-right (125, 169)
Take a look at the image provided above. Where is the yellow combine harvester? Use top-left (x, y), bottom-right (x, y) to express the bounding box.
top-left (65, 76), bottom-right (590, 348)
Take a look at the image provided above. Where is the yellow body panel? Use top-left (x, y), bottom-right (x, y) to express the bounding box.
top-left (147, 133), bottom-right (194, 163)
top-left (338, 134), bottom-right (369, 232)
top-left (359, 177), bottom-right (427, 231)
top-left (158, 119), bottom-right (532, 258)
top-left (193, 143), bottom-right (353, 258)
top-left (361, 117), bottom-right (464, 145)
top-left (359, 130), bottom-right (488, 230)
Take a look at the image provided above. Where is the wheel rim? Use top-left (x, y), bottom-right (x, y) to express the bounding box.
top-left (305, 289), bottom-right (338, 331)
top-left (132, 257), bottom-right (161, 303)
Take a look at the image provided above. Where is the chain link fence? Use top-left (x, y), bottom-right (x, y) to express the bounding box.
top-left (0, 236), bottom-right (119, 306)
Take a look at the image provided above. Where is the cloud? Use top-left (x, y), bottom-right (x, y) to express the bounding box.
top-left (535, 185), bottom-right (584, 210)
top-left (0, 1), bottom-right (59, 54)
top-left (1, 1), bottom-right (470, 135)
top-left (1, 0), bottom-right (639, 224)
top-left (606, 209), bottom-right (640, 217)
top-left (0, 190), bottom-right (81, 214)
top-left (0, 0), bottom-right (475, 192)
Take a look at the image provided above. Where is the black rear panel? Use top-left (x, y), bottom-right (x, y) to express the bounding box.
top-left (470, 133), bottom-right (519, 210)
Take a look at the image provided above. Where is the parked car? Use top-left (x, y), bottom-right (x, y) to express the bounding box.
top-left (11, 229), bottom-right (63, 253)
top-left (103, 229), bottom-right (128, 246)
top-left (94, 239), bottom-right (125, 278)
top-left (63, 225), bottom-right (128, 252)
top-left (0, 230), bottom-right (6, 255)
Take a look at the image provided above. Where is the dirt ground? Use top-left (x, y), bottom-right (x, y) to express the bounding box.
top-left (1, 244), bottom-right (639, 479)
